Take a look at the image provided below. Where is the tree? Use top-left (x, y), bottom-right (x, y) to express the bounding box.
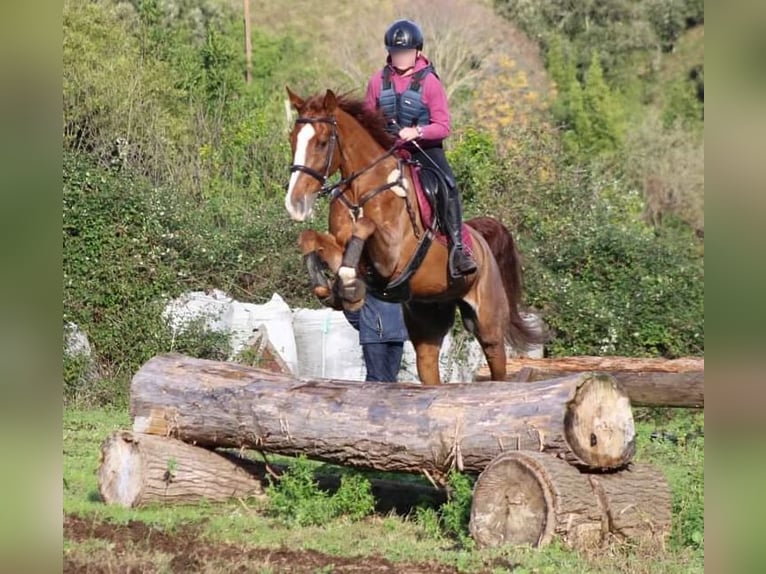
top-left (582, 52), bottom-right (623, 154)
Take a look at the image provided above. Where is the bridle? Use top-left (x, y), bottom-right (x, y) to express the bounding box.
top-left (289, 116), bottom-right (339, 191)
top-left (288, 114), bottom-right (412, 224)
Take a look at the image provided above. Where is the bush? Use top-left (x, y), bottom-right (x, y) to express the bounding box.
top-left (63, 153), bottom-right (314, 403)
top-left (455, 124), bottom-right (703, 358)
top-left (413, 472), bottom-right (475, 548)
top-left (447, 128), bottom-right (503, 204)
top-left (513, 164), bottom-right (704, 357)
top-left (64, 0), bottom-right (319, 195)
top-left (440, 471), bottom-right (476, 548)
top-left (266, 456), bottom-right (375, 526)
top-left (63, 0), bottom-right (192, 183)
top-left (624, 110), bottom-right (704, 232)
top-left (635, 409), bottom-right (704, 550)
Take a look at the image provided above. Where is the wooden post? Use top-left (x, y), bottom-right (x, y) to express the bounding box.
top-left (243, 0), bottom-right (252, 84)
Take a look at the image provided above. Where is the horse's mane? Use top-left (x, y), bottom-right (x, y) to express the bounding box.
top-left (302, 93), bottom-right (396, 149)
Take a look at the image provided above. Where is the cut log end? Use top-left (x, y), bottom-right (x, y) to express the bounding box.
top-left (469, 453), bottom-right (550, 548)
top-left (97, 431), bottom-right (145, 507)
top-left (564, 374), bottom-right (636, 469)
top-left (470, 451), bottom-right (671, 551)
top-left (470, 451), bottom-right (603, 550)
top-left (98, 431), bottom-right (264, 508)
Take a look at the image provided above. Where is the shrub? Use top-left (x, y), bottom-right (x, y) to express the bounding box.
top-left (413, 472), bottom-right (475, 547)
top-left (266, 456), bottom-right (375, 526)
top-left (440, 471), bottom-right (476, 547)
top-left (62, 152), bottom-right (314, 403)
top-left (459, 125), bottom-right (704, 358)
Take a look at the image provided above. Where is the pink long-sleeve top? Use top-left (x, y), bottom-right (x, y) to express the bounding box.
top-left (364, 55), bottom-right (451, 143)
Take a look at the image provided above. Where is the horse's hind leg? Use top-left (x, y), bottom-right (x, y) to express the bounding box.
top-left (403, 301), bottom-right (456, 386)
top-left (459, 276), bottom-right (510, 382)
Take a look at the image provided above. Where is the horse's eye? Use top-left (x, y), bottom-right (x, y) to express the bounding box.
top-left (317, 140), bottom-right (328, 149)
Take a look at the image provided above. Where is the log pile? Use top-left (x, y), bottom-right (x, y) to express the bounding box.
top-left (96, 352), bottom-right (678, 552)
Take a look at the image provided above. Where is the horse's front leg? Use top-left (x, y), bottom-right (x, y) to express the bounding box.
top-left (336, 217), bottom-right (376, 312)
top-left (299, 229), bottom-right (345, 309)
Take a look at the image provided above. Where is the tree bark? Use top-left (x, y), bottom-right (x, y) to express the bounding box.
top-left (131, 354), bottom-right (635, 475)
top-left (97, 431), bottom-right (264, 508)
top-left (476, 356), bottom-right (704, 408)
top-left (469, 451), bottom-right (671, 550)
top-left (98, 430), bottom-right (446, 512)
top-left (587, 463), bottom-right (672, 545)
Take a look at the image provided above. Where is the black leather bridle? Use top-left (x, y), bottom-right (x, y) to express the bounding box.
top-left (289, 116), bottom-right (339, 193)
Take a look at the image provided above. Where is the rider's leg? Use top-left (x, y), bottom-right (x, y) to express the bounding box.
top-left (419, 147), bottom-right (477, 277)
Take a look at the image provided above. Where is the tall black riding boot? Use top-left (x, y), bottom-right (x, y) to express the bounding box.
top-left (438, 186), bottom-right (477, 278)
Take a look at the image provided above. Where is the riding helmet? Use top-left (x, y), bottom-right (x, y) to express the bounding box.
top-left (384, 19), bottom-right (424, 51)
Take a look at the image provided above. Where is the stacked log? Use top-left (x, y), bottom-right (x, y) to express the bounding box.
top-left (469, 451), bottom-right (671, 549)
top-left (97, 431), bottom-right (445, 513)
top-left (476, 356), bottom-right (704, 408)
top-left (129, 354), bottom-right (637, 475)
top-left (98, 430), bottom-right (264, 507)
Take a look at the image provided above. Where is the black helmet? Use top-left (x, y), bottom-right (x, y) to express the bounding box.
top-left (384, 19), bottom-right (424, 51)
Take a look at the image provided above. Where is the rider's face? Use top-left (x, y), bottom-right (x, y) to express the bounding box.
top-left (388, 49), bottom-right (418, 71)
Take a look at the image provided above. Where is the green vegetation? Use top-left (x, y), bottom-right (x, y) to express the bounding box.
top-left (266, 456), bottom-right (375, 526)
top-left (63, 0), bottom-right (703, 400)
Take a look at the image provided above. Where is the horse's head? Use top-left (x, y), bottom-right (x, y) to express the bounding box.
top-left (284, 87), bottom-right (343, 221)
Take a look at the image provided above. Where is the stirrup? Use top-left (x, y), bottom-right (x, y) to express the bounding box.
top-left (449, 247), bottom-right (477, 278)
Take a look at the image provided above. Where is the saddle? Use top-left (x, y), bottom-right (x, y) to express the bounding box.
top-left (407, 162), bottom-right (473, 250)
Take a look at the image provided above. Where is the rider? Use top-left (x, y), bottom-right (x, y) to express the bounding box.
top-left (364, 19), bottom-right (477, 278)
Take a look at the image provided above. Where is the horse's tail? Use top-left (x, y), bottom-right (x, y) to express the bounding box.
top-left (466, 216), bottom-right (545, 351)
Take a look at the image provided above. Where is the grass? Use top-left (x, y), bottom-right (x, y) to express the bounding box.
top-left (64, 406), bottom-right (704, 573)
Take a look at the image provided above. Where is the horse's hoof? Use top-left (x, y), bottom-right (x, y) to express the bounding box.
top-left (313, 285), bottom-right (332, 298)
top-left (340, 278), bottom-right (366, 304)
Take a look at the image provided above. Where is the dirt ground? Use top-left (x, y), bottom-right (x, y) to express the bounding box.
top-left (64, 515), bottom-right (500, 574)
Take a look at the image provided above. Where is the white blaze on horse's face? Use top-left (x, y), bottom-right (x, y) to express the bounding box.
top-left (285, 123), bottom-right (317, 221)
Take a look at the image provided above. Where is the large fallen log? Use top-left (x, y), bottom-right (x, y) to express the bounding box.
top-left (469, 451), bottom-right (671, 550)
top-left (476, 356), bottom-right (704, 408)
top-left (98, 431), bottom-right (446, 512)
top-left (131, 354), bottom-right (636, 475)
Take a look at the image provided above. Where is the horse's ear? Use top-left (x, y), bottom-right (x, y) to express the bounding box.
top-left (323, 89), bottom-right (337, 112)
top-left (286, 86), bottom-right (304, 110)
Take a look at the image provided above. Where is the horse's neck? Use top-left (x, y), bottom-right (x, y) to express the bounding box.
top-left (335, 116), bottom-right (422, 275)
top-left (337, 127), bottom-right (387, 178)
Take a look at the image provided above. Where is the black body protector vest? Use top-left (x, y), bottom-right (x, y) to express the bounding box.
top-left (377, 65), bottom-right (434, 135)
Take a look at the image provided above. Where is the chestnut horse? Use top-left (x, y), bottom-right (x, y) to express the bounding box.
top-left (284, 88), bottom-right (540, 385)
